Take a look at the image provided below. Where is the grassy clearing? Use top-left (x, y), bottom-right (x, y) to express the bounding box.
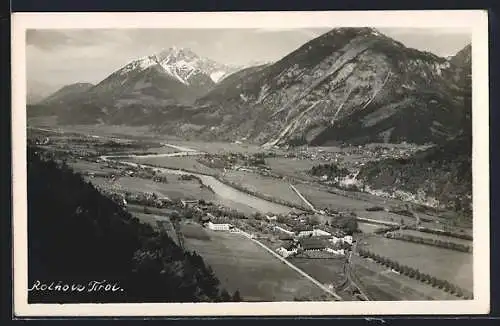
top-left (351, 254), bottom-right (459, 301)
top-left (358, 235), bottom-right (472, 292)
top-left (182, 224), bottom-right (330, 302)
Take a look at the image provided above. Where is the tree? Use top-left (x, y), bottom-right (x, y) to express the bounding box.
top-left (232, 290), bottom-right (242, 302)
top-left (342, 218), bottom-right (358, 235)
top-left (307, 215), bottom-right (320, 226)
top-left (220, 290), bottom-right (232, 302)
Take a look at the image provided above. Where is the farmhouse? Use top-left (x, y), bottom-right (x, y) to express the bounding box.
top-left (324, 247), bottom-right (346, 256)
top-left (296, 227), bottom-right (331, 238)
top-left (181, 199), bottom-right (199, 208)
top-left (343, 235), bottom-right (353, 244)
top-left (206, 221), bottom-right (233, 231)
top-left (313, 229), bottom-right (331, 237)
top-left (329, 236), bottom-right (342, 245)
top-left (273, 226), bottom-right (295, 236)
top-left (293, 225), bottom-right (314, 237)
top-left (276, 242), bottom-right (298, 257)
top-left (266, 215), bottom-right (278, 221)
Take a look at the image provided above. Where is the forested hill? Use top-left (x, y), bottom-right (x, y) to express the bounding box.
top-left (27, 147), bottom-right (238, 303)
top-left (357, 134), bottom-right (472, 216)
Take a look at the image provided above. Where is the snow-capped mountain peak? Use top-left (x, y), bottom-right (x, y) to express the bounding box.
top-left (117, 47), bottom-right (239, 84)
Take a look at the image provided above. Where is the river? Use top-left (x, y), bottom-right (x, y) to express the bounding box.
top-left (101, 150), bottom-right (296, 215)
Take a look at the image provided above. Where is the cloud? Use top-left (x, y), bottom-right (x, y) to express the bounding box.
top-left (26, 29), bottom-right (134, 51)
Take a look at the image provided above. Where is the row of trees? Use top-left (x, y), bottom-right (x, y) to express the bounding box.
top-left (407, 226), bottom-right (473, 241)
top-left (385, 232), bottom-right (472, 253)
top-left (357, 248), bottom-right (472, 299)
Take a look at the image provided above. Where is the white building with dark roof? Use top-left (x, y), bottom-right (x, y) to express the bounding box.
top-left (207, 222), bottom-right (232, 231)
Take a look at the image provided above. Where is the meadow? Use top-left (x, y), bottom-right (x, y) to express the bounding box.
top-left (351, 254), bottom-right (460, 301)
top-left (265, 157), bottom-right (329, 179)
top-left (222, 170), bottom-right (307, 208)
top-left (288, 258), bottom-right (346, 291)
top-left (181, 224), bottom-right (331, 302)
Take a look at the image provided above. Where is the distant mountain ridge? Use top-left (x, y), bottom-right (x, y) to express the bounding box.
top-left (30, 29), bottom-right (471, 148)
top-left (30, 47), bottom-right (243, 124)
top-left (39, 82), bottom-right (95, 106)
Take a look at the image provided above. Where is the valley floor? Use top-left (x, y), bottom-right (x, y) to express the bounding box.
top-left (26, 119), bottom-right (474, 302)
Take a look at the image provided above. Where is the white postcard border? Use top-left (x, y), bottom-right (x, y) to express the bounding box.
top-left (11, 10), bottom-right (490, 316)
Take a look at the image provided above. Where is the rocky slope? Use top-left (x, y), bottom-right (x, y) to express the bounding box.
top-left (162, 28), bottom-right (471, 147)
top-left (39, 28), bottom-right (471, 148)
top-left (355, 43), bottom-right (472, 217)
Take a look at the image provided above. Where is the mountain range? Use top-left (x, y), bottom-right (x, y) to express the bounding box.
top-left (29, 28), bottom-right (472, 147)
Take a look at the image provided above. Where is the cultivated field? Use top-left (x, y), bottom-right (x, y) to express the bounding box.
top-left (222, 170), bottom-right (307, 208)
top-left (351, 254), bottom-right (460, 301)
top-left (181, 223), bottom-right (331, 301)
top-left (358, 235), bottom-right (473, 292)
top-left (357, 222), bottom-right (384, 234)
top-left (166, 140), bottom-right (266, 154)
top-left (288, 257), bottom-right (346, 290)
top-left (70, 160), bottom-right (119, 175)
top-left (84, 172), bottom-right (217, 203)
top-left (294, 183), bottom-right (373, 212)
top-left (356, 210), bottom-right (416, 225)
top-left (265, 157), bottom-right (329, 179)
top-left (131, 156), bottom-right (219, 176)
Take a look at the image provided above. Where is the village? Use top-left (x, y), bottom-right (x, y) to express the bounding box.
top-left (176, 199), bottom-right (355, 260)
top-left (27, 127), bottom-right (473, 301)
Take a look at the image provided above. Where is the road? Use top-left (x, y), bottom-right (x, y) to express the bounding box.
top-left (234, 227), bottom-right (343, 301)
top-left (344, 247), bottom-right (371, 301)
top-left (289, 184), bottom-right (321, 213)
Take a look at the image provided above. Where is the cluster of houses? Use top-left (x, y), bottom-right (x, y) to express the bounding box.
top-left (33, 136), bottom-right (51, 145)
top-left (273, 224), bottom-right (354, 258)
top-left (175, 198), bottom-right (354, 258)
top-left (276, 236), bottom-right (351, 258)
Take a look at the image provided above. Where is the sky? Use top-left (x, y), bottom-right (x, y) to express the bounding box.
top-left (26, 27), bottom-right (471, 95)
